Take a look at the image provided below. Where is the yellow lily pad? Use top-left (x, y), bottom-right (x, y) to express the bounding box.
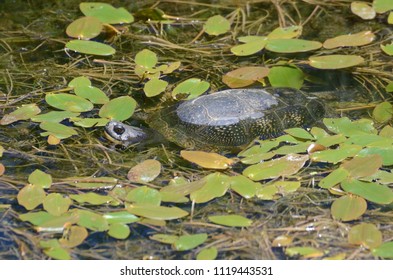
top-left (180, 150), bottom-right (234, 170)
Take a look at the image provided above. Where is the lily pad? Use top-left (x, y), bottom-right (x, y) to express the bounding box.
top-left (80, 2), bottom-right (134, 24)
top-left (341, 154), bottom-right (382, 178)
top-left (310, 144), bottom-right (362, 164)
top-left (323, 31), bottom-right (375, 49)
top-left (31, 111), bottom-right (80, 123)
top-left (228, 175), bottom-right (260, 198)
top-left (180, 150), bottom-right (234, 170)
top-left (43, 193), bottom-right (72, 216)
top-left (372, 101), bottom-right (393, 122)
top-left (68, 76), bottom-right (92, 88)
top-left (208, 214), bottom-right (253, 227)
top-left (70, 192), bottom-right (116, 205)
top-left (309, 55), bottom-right (364, 69)
top-left (268, 65), bottom-right (304, 89)
top-left (358, 146), bottom-right (393, 165)
top-left (126, 204), bottom-right (188, 220)
top-left (135, 49), bottom-right (158, 69)
top-left (341, 179), bottom-right (393, 204)
top-left (230, 37), bottom-right (268, 56)
top-left (99, 96), bottom-right (137, 121)
top-left (222, 66), bottom-right (269, 88)
top-left (74, 86), bottom-right (109, 104)
top-left (266, 39), bottom-right (322, 53)
top-left (28, 169), bottom-right (52, 189)
top-left (319, 167), bottom-right (349, 189)
top-left (59, 225), bottom-right (88, 248)
top-left (17, 184), bottom-right (46, 210)
top-left (76, 209), bottom-right (109, 231)
top-left (381, 43), bottom-right (393, 55)
top-left (43, 247), bottom-right (71, 260)
top-left (46, 93), bottom-right (93, 112)
top-left (66, 40), bottom-right (116, 56)
top-left (71, 117), bottom-right (108, 128)
top-left (348, 223), bottom-right (382, 249)
top-left (150, 234), bottom-right (179, 244)
top-left (190, 173), bottom-right (230, 203)
top-left (372, 242), bottom-right (393, 258)
top-left (323, 117), bottom-right (376, 136)
top-left (144, 78), bottom-right (168, 97)
top-left (272, 235), bottom-right (293, 247)
top-left (204, 15), bottom-right (230, 36)
top-left (351, 2), bottom-right (376, 19)
top-left (127, 159), bottom-right (161, 183)
top-left (197, 247), bottom-right (218, 260)
top-left (66, 16), bottom-right (103, 39)
top-left (125, 186), bottom-right (161, 206)
top-left (173, 233), bottom-right (208, 251)
top-left (331, 195), bottom-right (367, 221)
top-left (19, 211), bottom-right (55, 226)
top-left (285, 247), bottom-right (324, 259)
top-left (0, 104), bottom-right (41, 125)
top-left (40, 122), bottom-right (78, 139)
top-left (172, 78), bottom-right (210, 100)
top-left (107, 223), bottom-right (130, 239)
top-left (267, 26), bottom-right (302, 39)
top-left (103, 211), bottom-right (139, 224)
top-left (373, 0), bottom-right (393, 13)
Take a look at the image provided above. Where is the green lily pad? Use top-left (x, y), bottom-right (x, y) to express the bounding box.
top-left (268, 65), bottom-right (304, 89)
top-left (76, 209), bottom-right (109, 231)
top-left (323, 117), bottom-right (376, 136)
top-left (373, 101), bottom-right (393, 122)
top-left (331, 195), bottom-right (367, 221)
top-left (19, 211), bottom-right (55, 226)
top-left (372, 242), bottom-right (393, 259)
top-left (342, 154), bottom-right (382, 178)
top-left (68, 76), bottom-right (92, 88)
top-left (208, 215), bottom-right (253, 227)
top-left (319, 167), bottom-right (349, 189)
top-left (31, 111), bottom-right (80, 123)
top-left (222, 66), bottom-right (270, 88)
top-left (40, 122), bottom-right (78, 139)
top-left (66, 16), bottom-right (103, 39)
top-left (228, 175), bottom-right (260, 198)
top-left (266, 39), bottom-right (322, 53)
top-left (180, 150), bottom-right (234, 170)
top-left (43, 247), bottom-right (71, 260)
top-left (135, 49), bottom-right (158, 69)
top-left (0, 104), bottom-right (41, 125)
top-left (310, 144), bottom-right (362, 164)
top-left (323, 31), bottom-right (375, 49)
top-left (285, 247), bottom-right (324, 259)
top-left (66, 40), bottom-right (116, 56)
top-left (70, 192), bottom-right (116, 205)
top-left (381, 43), bottom-right (393, 55)
top-left (351, 2), bottom-right (376, 19)
top-left (126, 186), bottom-right (161, 206)
top-left (59, 225), bottom-right (88, 248)
top-left (127, 159), bottom-right (161, 183)
top-left (71, 117), bottom-right (108, 128)
top-left (172, 78), bottom-right (210, 100)
top-left (150, 234), bottom-right (179, 244)
top-left (80, 2), bottom-right (134, 24)
top-left (99, 96), bottom-right (137, 121)
top-left (46, 93), bottom-right (93, 112)
top-left (28, 169), bottom-right (52, 189)
top-left (348, 223), bottom-right (382, 249)
top-left (341, 179), bottom-right (393, 204)
top-left (230, 38), bottom-right (268, 56)
top-left (256, 181), bottom-right (301, 200)
top-left (144, 78), bottom-right (168, 97)
top-left (126, 204), bottom-right (188, 220)
top-left (204, 15), bottom-right (230, 35)
top-left (107, 223), bottom-right (130, 239)
top-left (243, 154), bottom-right (308, 181)
top-left (309, 55), bottom-right (364, 69)
top-left (373, 0), bottom-right (393, 13)
top-left (74, 85), bottom-right (109, 104)
top-left (43, 193), bottom-right (72, 216)
top-left (238, 140), bottom-right (280, 164)
top-left (173, 233), bottom-right (208, 251)
top-left (103, 211), bottom-right (139, 224)
top-left (196, 247), bottom-right (218, 260)
top-left (190, 172), bottom-right (230, 203)
top-left (267, 26), bottom-right (302, 39)
top-left (17, 184), bottom-right (46, 210)
top-left (284, 128), bottom-right (314, 140)
top-left (37, 211), bottom-right (79, 232)
top-left (358, 146), bottom-right (393, 165)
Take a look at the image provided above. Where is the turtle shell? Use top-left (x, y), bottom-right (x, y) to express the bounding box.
top-left (146, 88), bottom-right (325, 149)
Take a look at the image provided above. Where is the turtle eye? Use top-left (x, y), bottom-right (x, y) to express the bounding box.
top-left (113, 124), bottom-right (125, 135)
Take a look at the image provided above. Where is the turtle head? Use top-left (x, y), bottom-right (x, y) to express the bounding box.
top-left (105, 121), bottom-right (147, 144)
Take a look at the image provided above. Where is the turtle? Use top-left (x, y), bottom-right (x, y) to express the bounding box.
top-left (105, 88), bottom-right (326, 150)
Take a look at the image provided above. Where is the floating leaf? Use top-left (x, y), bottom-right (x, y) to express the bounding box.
top-left (180, 150), bottom-right (234, 170)
top-left (28, 169), bottom-right (52, 189)
top-left (373, 0), bottom-right (393, 13)
top-left (103, 211), bottom-right (139, 224)
top-left (71, 117), bottom-right (108, 128)
top-left (372, 242), bottom-right (393, 258)
top-left (144, 78), bottom-right (168, 97)
top-left (351, 2), bottom-right (376, 19)
top-left (107, 223), bottom-right (130, 239)
top-left (243, 154), bottom-right (308, 181)
top-left (66, 40), bottom-right (116, 56)
top-left (19, 211), bottom-right (55, 226)
top-left (266, 39), bottom-right (322, 53)
top-left (43, 193), bottom-right (72, 216)
top-left (66, 16), bottom-right (102, 39)
top-left (342, 154), bottom-right (382, 178)
top-left (37, 211), bottom-right (79, 232)
top-left (40, 122), bottom-right (78, 139)
top-left (272, 235), bottom-right (293, 247)
top-left (126, 186), bottom-right (161, 206)
top-left (43, 247), bottom-right (71, 260)
top-left (190, 173), bottom-right (229, 203)
top-left (222, 66), bottom-right (269, 88)
top-left (310, 144), bottom-right (362, 164)
top-left (348, 223), bottom-right (382, 249)
top-left (74, 86), bottom-right (109, 104)
top-left (309, 55), bottom-right (364, 69)
top-left (204, 15), bottom-right (230, 35)
top-left (135, 49), bottom-right (158, 69)
top-left (172, 78), bottom-right (210, 100)
top-left (0, 104), bottom-right (41, 125)
top-left (230, 37), bottom-right (268, 56)
top-left (126, 204), bottom-right (188, 220)
top-left (68, 76), bottom-right (91, 88)
top-left (331, 195), bottom-right (367, 221)
top-left (228, 175), bottom-right (260, 198)
top-left (208, 215), bottom-right (253, 227)
top-left (46, 93), bottom-right (93, 112)
top-left (59, 225), bottom-right (88, 248)
top-left (70, 192), bottom-right (116, 205)
top-left (173, 233), bottom-right (208, 251)
top-left (323, 31), bottom-right (375, 49)
top-left (358, 146), bottom-right (393, 165)
top-left (256, 181), bottom-right (301, 200)
top-left (268, 66), bottom-right (304, 89)
top-left (381, 43), bottom-right (393, 55)
top-left (319, 168), bottom-right (349, 189)
top-left (31, 111), bottom-right (80, 123)
top-left (341, 179), bottom-right (393, 204)
top-left (17, 184), bottom-right (46, 210)
top-left (127, 159), bottom-right (161, 183)
top-left (389, 12), bottom-right (393, 24)
top-left (238, 140), bottom-right (280, 164)
top-left (267, 26), bottom-right (302, 39)
top-left (373, 101), bottom-right (393, 123)
top-left (284, 128), bottom-right (314, 140)
top-left (76, 209), bottom-right (109, 231)
top-left (323, 117), bottom-right (376, 136)
top-left (99, 96), bottom-right (137, 121)
top-left (285, 247), bottom-right (324, 259)
top-left (80, 2), bottom-right (134, 24)
top-left (150, 234), bottom-right (179, 244)
top-left (197, 247), bottom-right (218, 260)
